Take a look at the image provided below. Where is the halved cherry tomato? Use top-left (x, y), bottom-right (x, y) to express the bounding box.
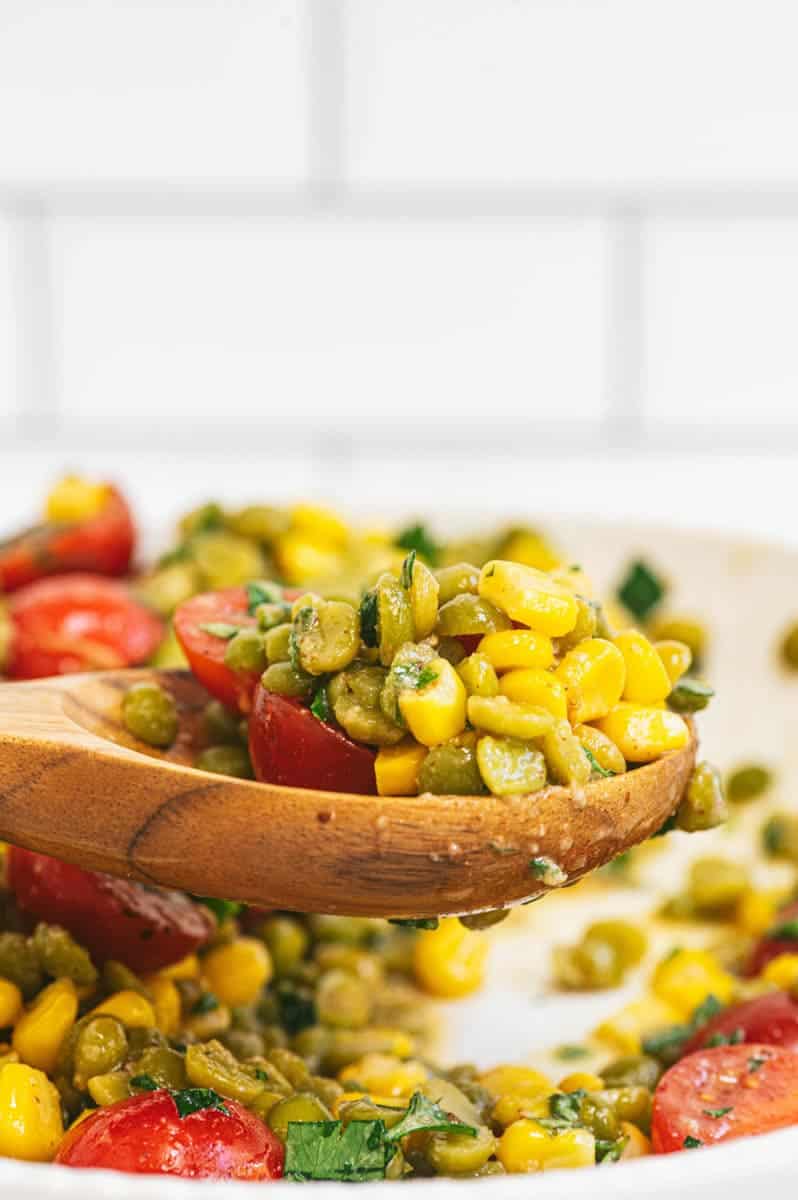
top-left (652, 1043), bottom-right (798, 1152)
top-left (174, 587), bottom-right (258, 712)
top-left (683, 992), bottom-right (798, 1057)
top-left (745, 901), bottom-right (798, 977)
top-left (249, 685), bottom-right (377, 794)
top-left (7, 847), bottom-right (213, 972)
top-left (7, 573), bottom-right (163, 679)
top-left (56, 1089), bottom-right (284, 1180)
top-left (0, 486), bottom-right (135, 592)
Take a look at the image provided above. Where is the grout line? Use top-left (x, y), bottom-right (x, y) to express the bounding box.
top-left (7, 195), bottom-right (59, 438)
top-left (604, 209), bottom-right (645, 446)
top-left (306, 0), bottom-right (347, 205)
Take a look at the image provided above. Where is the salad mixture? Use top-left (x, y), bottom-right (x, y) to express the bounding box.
top-left (0, 476), bottom-right (795, 1182)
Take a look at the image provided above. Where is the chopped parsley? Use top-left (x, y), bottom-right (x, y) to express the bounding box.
top-left (129, 1073), bottom-right (159, 1092)
top-left (396, 523), bottom-right (440, 566)
top-left (705, 1028), bottom-right (743, 1048)
top-left (274, 980), bottom-right (317, 1035)
top-left (596, 1135), bottom-right (627, 1163)
top-left (285, 1119), bottom-right (392, 1182)
top-left (384, 1091), bottom-right (476, 1143)
top-left (359, 590), bottom-right (379, 648)
top-left (583, 746), bottom-right (616, 778)
top-left (415, 665), bottom-right (439, 690)
top-left (400, 549), bottom-right (417, 589)
top-left (192, 992), bottom-right (219, 1015)
top-left (529, 857), bottom-right (567, 886)
top-left (766, 919), bottom-right (798, 941)
top-left (246, 580), bottom-right (283, 614)
top-left (667, 678), bottom-right (715, 713)
top-left (198, 621), bottom-right (241, 640)
top-left (703, 1106), bottom-right (733, 1119)
top-left (642, 994), bottom-right (722, 1060)
top-left (388, 917), bottom-right (439, 930)
top-left (172, 1088), bottom-right (229, 1119)
top-left (748, 1055), bottom-right (767, 1073)
top-left (310, 686), bottom-right (332, 723)
top-left (683, 1135), bottom-right (703, 1149)
top-left (616, 559), bottom-right (666, 622)
top-left (555, 1044), bottom-right (590, 1061)
top-left (194, 897), bottom-right (243, 923)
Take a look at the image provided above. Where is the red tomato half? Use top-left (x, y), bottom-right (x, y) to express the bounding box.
top-left (0, 487), bottom-right (135, 592)
top-left (249, 686), bottom-right (377, 794)
top-left (683, 992), bottom-right (798, 1057)
top-left (7, 574), bottom-right (163, 679)
top-left (56, 1089), bottom-right (284, 1180)
top-left (7, 848), bottom-right (213, 972)
top-left (745, 901), bottom-right (798, 977)
top-left (652, 1043), bottom-right (798, 1152)
top-left (174, 588), bottom-right (259, 712)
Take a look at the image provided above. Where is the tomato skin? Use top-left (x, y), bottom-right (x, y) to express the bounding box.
top-left (0, 487), bottom-right (135, 592)
top-left (7, 573), bottom-right (163, 679)
top-left (745, 901), bottom-right (798, 977)
top-left (7, 848), bottom-right (214, 972)
top-left (55, 1089), bottom-right (284, 1180)
top-left (249, 685), bottom-right (377, 794)
top-left (652, 1043), bottom-right (798, 1152)
top-left (683, 992), bottom-right (798, 1056)
top-left (174, 588), bottom-right (259, 712)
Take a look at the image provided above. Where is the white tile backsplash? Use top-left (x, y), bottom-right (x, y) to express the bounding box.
top-left (343, 0), bottom-right (798, 187)
top-left (645, 221), bottom-right (798, 430)
top-left (50, 217), bottom-right (608, 439)
top-left (0, 0), bottom-right (308, 184)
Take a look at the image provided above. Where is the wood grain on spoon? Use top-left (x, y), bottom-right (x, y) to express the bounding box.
top-left (0, 669), bottom-right (696, 917)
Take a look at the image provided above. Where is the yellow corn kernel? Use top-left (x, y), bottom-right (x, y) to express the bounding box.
top-left (477, 629), bottom-right (554, 672)
top-left (550, 564), bottom-right (594, 598)
top-left (558, 1071), bottom-right (604, 1093)
top-left (614, 630), bottom-right (672, 704)
top-left (201, 937), bottom-right (273, 1008)
top-left (276, 533), bottom-right (343, 585)
top-left (87, 1070), bottom-right (131, 1107)
top-left (499, 668), bottom-right (568, 719)
top-left (398, 658), bottom-right (467, 747)
top-left (0, 1063), bottom-right (64, 1162)
top-left (540, 719), bottom-right (591, 787)
top-left (491, 1092), bottom-right (551, 1127)
top-left (338, 1053), bottom-right (428, 1099)
top-left (478, 561), bottom-right (578, 637)
top-left (45, 474), bottom-right (109, 523)
top-left (593, 996), bottom-right (683, 1055)
top-left (761, 954), bottom-right (798, 989)
top-left (655, 639), bottom-right (693, 685)
top-left (498, 1119), bottom-right (595, 1173)
top-left (620, 1121), bottom-right (651, 1159)
top-left (574, 724), bottom-right (626, 775)
top-left (555, 638), bottom-right (626, 724)
top-left (12, 979), bottom-right (78, 1073)
top-left (651, 949), bottom-right (734, 1017)
top-left (593, 703), bottom-right (689, 763)
top-left (736, 889), bottom-right (784, 937)
top-left (413, 918), bottom-right (489, 999)
top-left (289, 503), bottom-right (349, 548)
top-left (501, 530), bottom-right (561, 572)
top-left (92, 990), bottom-right (157, 1030)
top-left (479, 1065), bottom-right (553, 1101)
top-left (152, 953), bottom-right (200, 981)
top-left (148, 978), bottom-right (181, 1036)
top-left (375, 740), bottom-right (428, 796)
top-left (0, 979), bottom-right (23, 1028)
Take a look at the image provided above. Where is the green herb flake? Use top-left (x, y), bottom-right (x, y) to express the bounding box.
top-left (396, 523), bottom-right (440, 567)
top-left (529, 857), bottom-right (567, 886)
top-left (285, 1119), bottom-right (392, 1182)
top-left (193, 897), bottom-right (243, 923)
top-left (246, 580), bottom-right (283, 614)
top-left (748, 1055), bottom-right (767, 1073)
top-left (400, 549), bottom-right (417, 590)
top-left (596, 1135), bottom-right (628, 1163)
top-left (192, 992), bottom-right (220, 1015)
top-left (547, 1089), bottom-right (585, 1125)
top-left (129, 1073), bottom-right (159, 1092)
top-left (667, 678), bottom-right (715, 714)
top-left (702, 1106), bottom-right (733, 1119)
top-left (388, 917), bottom-right (439, 930)
top-left (583, 746), bottom-right (616, 778)
top-left (683, 1135), bottom-right (703, 1149)
top-left (275, 980), bottom-right (317, 1035)
top-left (359, 589), bottom-right (379, 648)
top-left (172, 1088), bottom-right (230, 1120)
top-left (310, 686), bottom-right (332, 723)
top-left (616, 560), bottom-right (666, 622)
top-left (198, 622), bottom-right (242, 640)
top-left (415, 666), bottom-right (439, 690)
top-left (766, 919), bottom-right (798, 941)
top-left (705, 1028), bottom-right (744, 1048)
top-left (385, 1091), bottom-right (476, 1144)
top-left (555, 1044), bottom-right (590, 1061)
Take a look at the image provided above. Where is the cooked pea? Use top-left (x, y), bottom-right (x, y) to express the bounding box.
top-left (267, 1092), bottom-right (333, 1142)
top-left (88, 1071), bottom-right (131, 1107)
top-left (459, 909), bottom-right (511, 931)
top-left (183, 1002), bottom-right (231, 1040)
top-left (32, 922), bottom-right (98, 987)
top-left (540, 719), bottom-right (592, 787)
top-left (195, 745), bottom-right (253, 779)
top-left (307, 916), bottom-right (380, 946)
top-left (727, 764), bottom-right (773, 803)
top-left (329, 666), bottom-right (405, 746)
top-left (476, 735), bottom-right (547, 796)
top-left (261, 661), bottom-right (314, 699)
top-left (192, 530), bottom-right (265, 590)
top-left (435, 636), bottom-right (467, 666)
top-left (436, 595), bottom-right (511, 638)
top-left (136, 561), bottom-right (200, 615)
top-left (371, 574), bottom-right (415, 666)
top-left (338, 1095), bottom-right (405, 1129)
top-left (457, 654), bottom-right (499, 698)
top-left (256, 601), bottom-right (292, 631)
top-left (122, 682), bottom-right (179, 748)
top-left (185, 1039), bottom-right (265, 1104)
top-left (0, 932), bottom-right (43, 999)
top-left (780, 621), bottom-right (798, 670)
top-left (267, 1046), bottom-right (313, 1089)
top-left (650, 615), bottom-right (707, 671)
top-left (126, 1026), bottom-right (166, 1056)
top-left (72, 1016), bottom-right (128, 1088)
top-left (584, 921), bottom-right (646, 968)
top-left (598, 1086), bottom-right (652, 1133)
top-left (425, 1126), bottom-right (497, 1176)
top-left (178, 501), bottom-right (225, 538)
top-left (434, 563), bottom-right (481, 605)
top-left (264, 623), bottom-right (293, 665)
top-left (467, 695), bottom-right (553, 741)
top-left (687, 856), bottom-right (749, 915)
top-left (315, 968), bottom-right (372, 1030)
top-left (579, 1093), bottom-right (619, 1141)
top-left (418, 743), bottom-right (487, 796)
top-left (260, 916), bottom-right (310, 977)
top-left (204, 699), bottom-right (246, 745)
top-left (131, 1045), bottom-right (187, 1090)
top-left (408, 558), bottom-right (440, 639)
top-left (293, 600), bottom-right (360, 675)
top-left (675, 762), bottom-right (728, 832)
top-left (221, 1029), bottom-right (265, 1060)
top-left (224, 628), bottom-right (267, 674)
top-left (668, 678), bottom-right (714, 713)
top-left (600, 1056), bottom-right (661, 1091)
top-left (762, 812), bottom-right (798, 861)
top-left (227, 504), bottom-right (289, 543)
top-left (556, 597), bottom-right (599, 654)
top-left (552, 938), bottom-right (624, 990)
top-left (308, 1074), bottom-right (344, 1109)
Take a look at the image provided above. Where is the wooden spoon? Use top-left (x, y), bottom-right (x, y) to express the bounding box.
top-left (0, 669), bottom-right (696, 918)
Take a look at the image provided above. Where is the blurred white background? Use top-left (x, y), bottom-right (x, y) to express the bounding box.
top-left (1, 0), bottom-right (797, 536)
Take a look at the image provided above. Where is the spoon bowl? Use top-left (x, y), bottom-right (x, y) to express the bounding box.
top-left (0, 669), bottom-right (696, 917)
